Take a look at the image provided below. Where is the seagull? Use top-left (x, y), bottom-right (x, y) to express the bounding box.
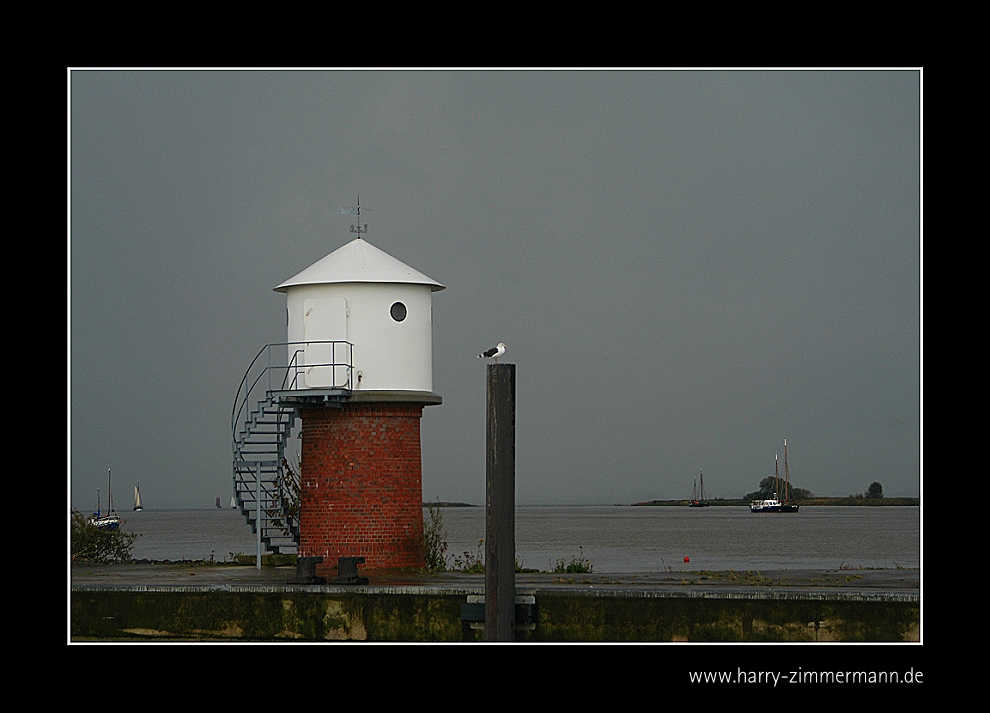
top-left (479, 342), bottom-right (507, 363)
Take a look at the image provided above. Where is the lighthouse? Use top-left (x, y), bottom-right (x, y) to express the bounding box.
top-left (278, 235), bottom-right (443, 570)
top-left (231, 228), bottom-right (443, 572)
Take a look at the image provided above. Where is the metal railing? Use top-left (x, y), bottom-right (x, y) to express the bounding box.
top-left (231, 341), bottom-right (354, 438)
top-left (230, 341), bottom-right (354, 557)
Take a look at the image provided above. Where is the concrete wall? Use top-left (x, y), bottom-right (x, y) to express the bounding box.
top-left (70, 588), bottom-right (919, 642)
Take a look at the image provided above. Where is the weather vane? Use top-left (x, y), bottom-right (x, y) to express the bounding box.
top-left (339, 195), bottom-right (370, 236)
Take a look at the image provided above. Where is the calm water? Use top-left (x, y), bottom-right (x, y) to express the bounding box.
top-left (445, 506), bottom-right (920, 572)
top-left (123, 508), bottom-right (261, 562)
top-left (119, 505), bottom-right (919, 572)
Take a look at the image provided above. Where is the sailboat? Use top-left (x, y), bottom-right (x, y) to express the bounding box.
top-left (688, 469), bottom-right (709, 507)
top-left (90, 468), bottom-right (122, 530)
top-left (215, 496), bottom-right (222, 509)
top-left (133, 483), bottom-right (144, 512)
top-left (750, 455), bottom-right (783, 513)
top-left (230, 496), bottom-right (237, 509)
top-left (750, 441), bottom-right (800, 513)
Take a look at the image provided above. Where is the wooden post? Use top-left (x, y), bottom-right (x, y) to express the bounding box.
top-left (485, 363), bottom-right (515, 641)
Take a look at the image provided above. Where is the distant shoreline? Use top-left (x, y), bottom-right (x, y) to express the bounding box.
top-left (631, 497), bottom-right (920, 507)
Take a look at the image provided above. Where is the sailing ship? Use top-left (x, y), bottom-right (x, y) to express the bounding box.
top-left (230, 496), bottom-right (237, 509)
top-left (688, 469), bottom-right (709, 507)
top-left (750, 454), bottom-right (783, 512)
top-left (750, 441), bottom-right (800, 513)
top-left (133, 483), bottom-right (144, 511)
top-left (90, 468), bottom-right (122, 530)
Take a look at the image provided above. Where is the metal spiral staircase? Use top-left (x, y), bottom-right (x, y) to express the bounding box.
top-left (231, 341), bottom-right (353, 555)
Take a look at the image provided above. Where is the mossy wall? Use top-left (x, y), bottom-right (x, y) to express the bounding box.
top-left (71, 591), bottom-right (465, 642)
top-left (71, 590), bottom-right (919, 642)
top-left (524, 595), bottom-right (919, 642)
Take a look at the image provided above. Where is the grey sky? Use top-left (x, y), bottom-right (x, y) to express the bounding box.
top-left (69, 69), bottom-right (921, 510)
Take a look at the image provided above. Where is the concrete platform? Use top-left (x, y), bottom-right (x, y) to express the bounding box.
top-left (70, 563), bottom-right (920, 642)
top-left (70, 563), bottom-right (919, 600)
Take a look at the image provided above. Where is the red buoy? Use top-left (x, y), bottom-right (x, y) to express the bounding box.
top-left (683, 556), bottom-right (690, 563)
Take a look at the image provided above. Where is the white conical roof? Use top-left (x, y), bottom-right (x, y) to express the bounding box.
top-left (274, 238), bottom-right (445, 293)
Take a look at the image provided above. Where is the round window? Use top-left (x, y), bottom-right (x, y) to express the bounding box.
top-left (390, 301), bottom-right (407, 322)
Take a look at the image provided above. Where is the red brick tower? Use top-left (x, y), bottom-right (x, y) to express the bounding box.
top-left (274, 233), bottom-right (444, 572)
top-left (298, 401), bottom-right (430, 569)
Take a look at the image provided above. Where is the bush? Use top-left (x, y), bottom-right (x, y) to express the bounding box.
top-left (550, 547), bottom-right (593, 574)
top-left (70, 509), bottom-right (139, 563)
top-left (421, 500), bottom-right (449, 572)
top-left (453, 540), bottom-right (486, 573)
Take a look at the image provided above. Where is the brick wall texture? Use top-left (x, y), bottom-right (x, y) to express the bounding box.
top-left (298, 402), bottom-right (425, 570)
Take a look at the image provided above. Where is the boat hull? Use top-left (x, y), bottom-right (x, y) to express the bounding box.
top-left (750, 499), bottom-right (799, 513)
top-left (750, 499), bottom-right (781, 513)
top-left (90, 515), bottom-right (121, 531)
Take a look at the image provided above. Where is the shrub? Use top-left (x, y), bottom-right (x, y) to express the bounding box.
top-left (550, 547), bottom-right (593, 574)
top-left (70, 509), bottom-right (139, 563)
top-left (453, 540), bottom-right (486, 573)
top-left (422, 500), bottom-right (449, 572)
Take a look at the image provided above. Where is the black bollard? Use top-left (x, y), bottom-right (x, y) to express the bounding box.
top-left (290, 556), bottom-right (327, 584)
top-left (332, 556), bottom-right (369, 584)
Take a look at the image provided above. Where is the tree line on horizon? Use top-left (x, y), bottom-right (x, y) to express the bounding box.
top-left (633, 479), bottom-right (912, 506)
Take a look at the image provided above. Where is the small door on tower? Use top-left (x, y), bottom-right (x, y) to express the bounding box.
top-left (303, 296), bottom-right (348, 388)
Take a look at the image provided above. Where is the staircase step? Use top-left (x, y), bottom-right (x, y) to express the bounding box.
top-left (233, 385), bottom-right (302, 554)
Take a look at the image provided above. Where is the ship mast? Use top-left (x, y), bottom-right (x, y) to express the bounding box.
top-left (783, 439), bottom-right (791, 503)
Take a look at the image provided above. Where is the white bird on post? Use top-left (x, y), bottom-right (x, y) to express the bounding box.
top-left (479, 342), bottom-right (507, 363)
